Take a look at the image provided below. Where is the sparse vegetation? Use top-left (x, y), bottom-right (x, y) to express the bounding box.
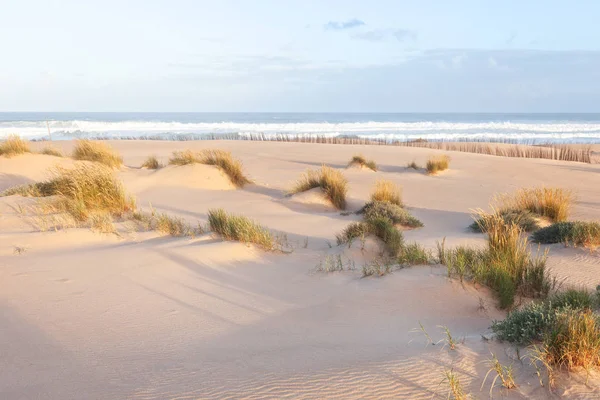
top-left (441, 368), bottom-right (469, 400)
top-left (497, 187), bottom-right (573, 223)
top-left (532, 221), bottom-right (600, 249)
top-left (348, 154), bottom-right (377, 171)
top-left (370, 180), bottom-right (402, 206)
top-left (397, 242), bottom-right (431, 266)
top-left (426, 155), bottom-right (450, 174)
top-left (40, 146), bottom-right (63, 157)
top-left (290, 165), bottom-right (348, 210)
top-left (141, 155), bottom-right (162, 169)
top-left (407, 160), bottom-right (420, 170)
top-left (0, 135), bottom-right (30, 157)
top-left (360, 201), bottom-right (423, 228)
top-left (72, 140), bottom-right (123, 168)
top-left (439, 213), bottom-right (553, 309)
top-left (470, 209), bottom-right (539, 233)
top-left (169, 149), bottom-right (251, 187)
top-left (208, 208), bottom-right (274, 250)
top-left (482, 353), bottom-right (516, 394)
top-left (362, 258), bottom-right (394, 277)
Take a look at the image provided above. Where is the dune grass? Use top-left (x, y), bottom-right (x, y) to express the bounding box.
top-left (370, 180), bottom-right (402, 206)
top-left (169, 149), bottom-right (251, 187)
top-left (141, 155), bottom-right (162, 169)
top-left (40, 146), bottom-right (63, 157)
top-left (336, 216), bottom-right (404, 257)
top-left (0, 135), bottom-right (30, 157)
top-left (348, 154), bottom-right (377, 171)
top-left (208, 208), bottom-right (274, 250)
top-left (290, 165), bottom-right (348, 210)
top-left (1, 164), bottom-right (135, 222)
top-left (497, 187), bottom-right (573, 223)
top-left (360, 201), bottom-right (423, 228)
top-left (155, 213), bottom-right (201, 236)
top-left (439, 212), bottom-right (553, 309)
top-left (532, 221), bottom-right (600, 249)
top-left (407, 161), bottom-right (420, 170)
top-left (72, 140), bottom-right (123, 168)
top-left (426, 155), bottom-right (450, 174)
top-left (470, 208), bottom-right (540, 233)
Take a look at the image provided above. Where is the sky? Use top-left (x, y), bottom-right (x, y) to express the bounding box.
top-left (1, 0), bottom-right (600, 112)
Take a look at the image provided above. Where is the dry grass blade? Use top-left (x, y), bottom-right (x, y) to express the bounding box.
top-left (289, 165), bottom-right (348, 210)
top-left (0, 135), bottom-right (30, 157)
top-left (370, 180), bottom-right (402, 206)
top-left (72, 140), bottom-right (123, 168)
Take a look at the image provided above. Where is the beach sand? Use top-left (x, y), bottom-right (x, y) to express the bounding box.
top-left (1, 140), bottom-right (599, 399)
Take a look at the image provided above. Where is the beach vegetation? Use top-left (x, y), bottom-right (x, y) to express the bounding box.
top-left (72, 139), bottom-right (123, 168)
top-left (289, 165), bottom-right (348, 210)
top-left (208, 208), bottom-right (274, 249)
top-left (426, 155), bottom-right (450, 174)
top-left (0, 135), bottom-right (30, 157)
top-left (348, 154), bottom-right (377, 171)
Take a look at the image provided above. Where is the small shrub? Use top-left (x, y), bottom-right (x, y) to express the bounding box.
top-left (40, 146), bottom-right (63, 157)
top-left (492, 302), bottom-right (556, 344)
top-left (290, 165), bottom-right (348, 210)
top-left (370, 180), bottom-right (402, 206)
top-left (0, 135), bottom-right (30, 157)
top-left (470, 209), bottom-right (539, 233)
top-left (72, 140), bottom-right (123, 168)
top-left (360, 201), bottom-right (423, 228)
top-left (141, 155), bottom-right (162, 169)
top-left (348, 154), bottom-right (377, 171)
top-left (498, 187), bottom-right (573, 222)
top-left (532, 221), bottom-right (600, 249)
top-left (426, 155), bottom-right (450, 174)
top-left (407, 161), bottom-right (420, 170)
top-left (208, 208), bottom-right (274, 249)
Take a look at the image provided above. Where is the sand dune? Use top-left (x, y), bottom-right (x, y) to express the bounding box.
top-left (1, 140), bottom-right (600, 399)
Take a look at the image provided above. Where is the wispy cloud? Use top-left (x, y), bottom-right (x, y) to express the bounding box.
top-left (352, 29), bottom-right (416, 42)
top-left (324, 19), bottom-right (365, 30)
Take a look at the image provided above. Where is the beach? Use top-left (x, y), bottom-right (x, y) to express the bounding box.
top-left (1, 140), bottom-right (600, 399)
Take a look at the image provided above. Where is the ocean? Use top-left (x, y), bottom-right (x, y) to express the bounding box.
top-left (2, 112), bottom-right (600, 143)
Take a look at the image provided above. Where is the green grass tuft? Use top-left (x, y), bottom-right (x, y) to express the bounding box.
top-left (360, 201), bottom-right (423, 228)
top-left (208, 208), bottom-right (274, 250)
top-left (290, 165), bottom-right (348, 210)
top-left (532, 221), bottom-right (600, 249)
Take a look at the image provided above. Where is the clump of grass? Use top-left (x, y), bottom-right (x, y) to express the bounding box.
top-left (72, 140), bottom-right (123, 168)
top-left (397, 242), bottom-right (431, 266)
top-left (155, 213), bottom-right (200, 236)
top-left (39, 146), bottom-right (63, 157)
top-left (441, 369), bottom-right (469, 400)
top-left (370, 180), bottom-right (402, 206)
top-left (141, 155), bottom-right (162, 169)
top-left (208, 208), bottom-right (274, 250)
top-left (290, 165), bottom-right (348, 210)
top-left (348, 154), bottom-right (377, 171)
top-left (470, 209), bottom-right (539, 233)
top-left (2, 164), bottom-right (135, 222)
top-left (362, 258), bottom-right (394, 277)
top-left (360, 201), bottom-right (423, 228)
top-left (439, 212), bottom-right (553, 309)
top-left (440, 326), bottom-right (458, 350)
top-left (168, 149), bottom-right (251, 187)
top-left (89, 212), bottom-right (116, 234)
top-left (498, 187), bottom-right (573, 222)
top-left (0, 135), bottom-right (30, 157)
top-left (407, 160), bottom-right (420, 170)
top-left (482, 353), bottom-right (516, 395)
top-left (532, 221), bottom-right (600, 249)
top-left (336, 217), bottom-right (404, 257)
top-left (426, 155), bottom-right (450, 174)
top-left (336, 221), bottom-right (369, 245)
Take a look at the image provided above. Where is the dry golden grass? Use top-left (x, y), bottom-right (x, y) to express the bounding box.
top-left (407, 160), bottom-right (420, 170)
top-left (168, 149), bottom-right (251, 187)
top-left (207, 208), bottom-right (273, 249)
top-left (426, 155), bottom-right (450, 174)
top-left (370, 180), bottom-right (402, 206)
top-left (141, 155), bottom-right (162, 169)
top-left (348, 154), bottom-right (377, 171)
top-left (0, 135), bottom-right (30, 157)
top-left (3, 164), bottom-right (135, 222)
top-left (39, 146), bottom-right (63, 157)
top-left (89, 212), bottom-right (116, 234)
top-left (289, 165), bottom-right (348, 210)
top-left (72, 140), bottom-right (123, 168)
top-left (496, 187), bottom-right (573, 222)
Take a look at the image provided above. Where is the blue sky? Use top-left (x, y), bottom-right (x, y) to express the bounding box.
top-left (1, 0), bottom-right (599, 112)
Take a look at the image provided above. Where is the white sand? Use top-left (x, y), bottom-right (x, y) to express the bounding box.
top-left (1, 141), bottom-right (600, 399)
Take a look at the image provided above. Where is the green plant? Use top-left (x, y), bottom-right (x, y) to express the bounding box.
top-left (470, 209), bottom-right (539, 233)
top-left (441, 369), bottom-right (469, 400)
top-left (532, 221), bottom-right (600, 249)
top-left (482, 353), bottom-right (516, 395)
top-left (0, 135), bottom-right (30, 157)
top-left (360, 201), bottom-right (423, 228)
top-left (72, 140), bottom-right (123, 168)
top-left (397, 243), bottom-right (430, 265)
top-left (370, 180), bottom-right (402, 206)
top-left (336, 222), bottom-right (369, 245)
top-left (290, 165), bottom-right (348, 210)
top-left (208, 208), bottom-right (274, 250)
